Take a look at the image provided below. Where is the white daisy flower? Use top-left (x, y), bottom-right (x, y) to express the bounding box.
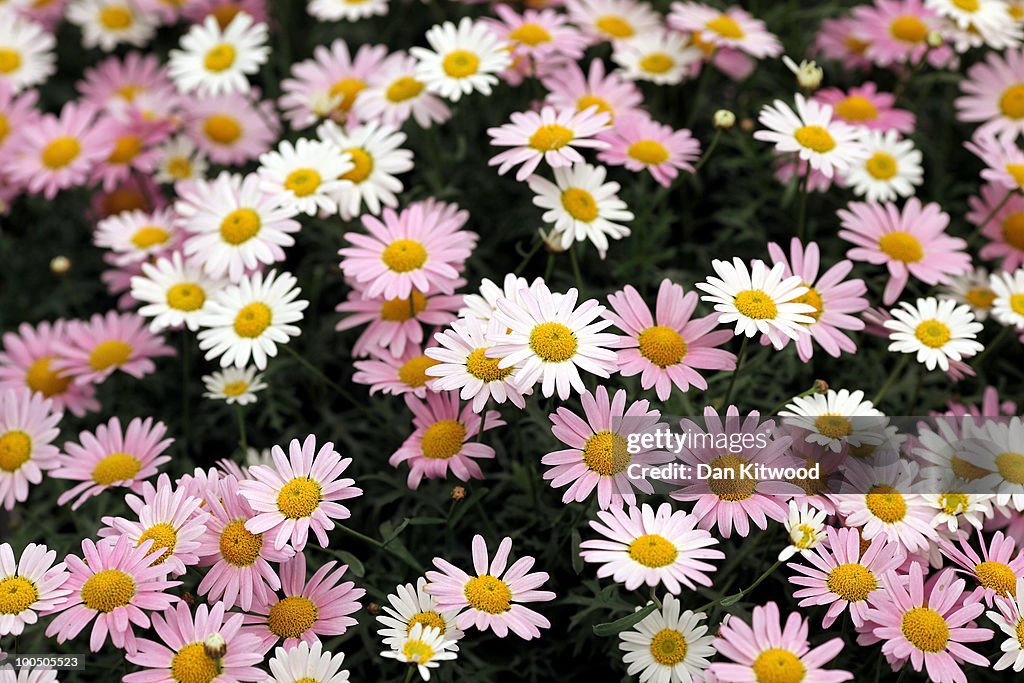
top-left (487, 278), bottom-right (620, 399)
top-left (197, 270), bottom-right (309, 370)
top-left (154, 135), bottom-right (209, 184)
top-left (380, 623), bottom-right (459, 681)
top-left (567, 0), bottom-right (663, 43)
top-left (884, 296), bottom-right (985, 371)
top-left (927, 0), bottom-right (1022, 49)
top-left (458, 273), bottom-right (531, 322)
top-left (66, 0), bottom-right (156, 52)
top-left (168, 12), bottom-right (269, 96)
top-left (202, 366), bottom-right (267, 405)
top-left (376, 577), bottom-right (465, 647)
top-left (987, 577), bottom-right (1024, 672)
top-left (943, 12), bottom-right (1022, 52)
top-left (411, 17), bottom-right (512, 102)
top-left (612, 30), bottom-right (701, 85)
top-left (257, 138), bottom-right (351, 216)
top-left (618, 594), bottom-right (716, 683)
top-left (779, 500), bottom-right (828, 561)
top-left (959, 416), bottom-right (1024, 512)
top-left (843, 129), bottom-right (924, 202)
top-left (0, 542), bottom-right (70, 637)
top-left (425, 316), bottom-right (528, 412)
top-left (317, 119), bottom-right (415, 220)
top-left (355, 52), bottom-right (451, 130)
top-left (0, 13), bottom-right (55, 93)
top-left (921, 488), bottom-right (993, 534)
top-left (940, 267), bottom-right (997, 321)
top-left (780, 388), bottom-right (888, 453)
top-left (308, 0), bottom-right (388, 22)
top-left (130, 251), bottom-right (224, 332)
top-left (266, 640), bottom-right (350, 683)
top-left (754, 93), bottom-right (869, 179)
top-left (990, 267), bottom-right (1024, 329)
top-left (696, 257), bottom-right (816, 346)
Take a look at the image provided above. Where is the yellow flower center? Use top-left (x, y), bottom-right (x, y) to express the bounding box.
top-left (529, 123), bottom-right (574, 152)
top-left (751, 648), bottom-right (806, 683)
top-left (385, 76), bottom-right (424, 103)
top-left (815, 414), bottom-right (852, 439)
top-left (402, 639), bottom-right (435, 663)
top-left (734, 289), bottom-right (778, 320)
top-left (1017, 618), bottom-right (1024, 649)
top-left (99, 5), bottom-right (133, 30)
top-left (577, 94), bottom-right (613, 117)
top-left (398, 355), bottom-right (440, 388)
top-left (1011, 294), bottom-right (1024, 316)
top-left (420, 419), bottom-right (467, 460)
top-left (793, 125), bottom-right (836, 153)
top-left (1001, 85), bottom-right (1024, 120)
top-left (628, 140), bottom-right (669, 166)
top-left (826, 563), bottom-right (876, 602)
top-left (628, 533), bottom-right (678, 568)
top-left (276, 477), bottom-right (322, 519)
top-left (92, 451), bottom-right (142, 485)
top-left (529, 321), bottom-right (577, 362)
top-left (283, 168), bottom-right (322, 197)
top-left (381, 239), bottom-right (428, 273)
top-left (866, 151), bottom-right (898, 180)
top-left (88, 340), bottom-right (133, 371)
top-left (466, 348), bottom-right (513, 382)
top-left (914, 319), bottom-right (951, 349)
top-left (170, 642), bottom-right (222, 683)
top-left (0, 431), bottom-right (32, 473)
top-left (561, 187), bottom-right (599, 221)
top-left (792, 285), bottom-right (823, 322)
top-left (463, 575), bottom-right (512, 614)
top-left (649, 628), bottom-right (688, 665)
top-left (965, 287), bottom-right (996, 309)
top-left (131, 226), bottom-right (170, 249)
top-left (379, 291), bottom-right (428, 322)
top-left (0, 576), bottom-right (38, 615)
top-left (637, 325), bottom-right (687, 367)
top-left (901, 607), bottom-right (949, 653)
top-left (167, 283), bottom-right (206, 312)
top-left (80, 569), bottom-right (135, 613)
top-left (204, 115), bottom-right (242, 144)
top-left (0, 48), bottom-right (22, 75)
top-left (707, 454), bottom-right (757, 501)
top-left (102, 186), bottom-right (149, 215)
top-left (341, 148), bottom-right (373, 183)
top-left (41, 137), bottom-right (81, 169)
top-left (791, 523), bottom-right (820, 548)
top-left (865, 484), bottom-right (907, 523)
top-left (997, 452), bottom-right (1024, 485)
top-left (441, 50), bottom-right (480, 78)
top-left (210, 4), bottom-right (242, 28)
top-left (219, 519), bottom-right (263, 566)
top-left (581, 430), bottom-right (630, 476)
top-left (219, 207), bottom-right (261, 245)
top-left (117, 84), bottom-right (142, 101)
top-left (108, 135), bottom-right (143, 165)
top-left (509, 22), bottom-right (552, 46)
top-left (1003, 213), bottom-right (1024, 250)
top-left (951, 455), bottom-right (989, 481)
top-left (705, 14), bottom-right (744, 39)
top-left (221, 380), bottom-right (249, 397)
top-left (166, 157), bottom-right (193, 179)
top-left (952, 0), bottom-right (980, 10)
top-left (595, 14), bottom-right (633, 38)
top-left (939, 492), bottom-right (969, 516)
top-left (25, 356), bottom-right (71, 397)
top-left (975, 560), bottom-right (1017, 595)
top-left (890, 15), bottom-right (928, 43)
top-left (267, 595), bottom-right (318, 639)
top-left (639, 52), bottom-right (674, 74)
top-left (137, 522), bottom-right (178, 565)
top-left (330, 78), bottom-right (367, 113)
top-left (878, 231), bottom-right (924, 263)
top-left (204, 43), bottom-right (236, 72)
top-left (0, 113), bottom-right (9, 144)
top-left (835, 95), bottom-right (879, 122)
top-left (1007, 164), bottom-right (1024, 187)
top-left (233, 302), bottom-right (272, 338)
top-left (408, 610), bottom-right (447, 634)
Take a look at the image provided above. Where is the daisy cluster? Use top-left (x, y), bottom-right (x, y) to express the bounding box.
top-left (2, 0), bottom-right (1024, 681)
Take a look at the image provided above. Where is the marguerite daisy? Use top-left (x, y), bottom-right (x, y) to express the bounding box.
top-left (376, 577), bottom-right (464, 647)
top-left (611, 30), bottom-right (702, 85)
top-left (843, 128), bottom-right (923, 202)
top-left (66, 0), bottom-right (156, 52)
top-left (0, 13), bottom-right (55, 93)
top-left (780, 388), bottom-right (887, 453)
top-left (990, 267), bottom-right (1024, 329)
top-left (130, 251), bottom-right (223, 332)
top-left (488, 106), bottom-right (610, 182)
top-left (0, 542), bottom-right (70, 637)
top-left (202, 366), bottom-right (267, 405)
top-left (411, 18), bottom-right (512, 102)
top-left (380, 623), bottom-right (459, 681)
top-left (168, 11), bottom-right (269, 96)
top-left (265, 640), bottom-right (351, 683)
top-left (618, 594), bottom-right (716, 683)
top-left (0, 389), bottom-right (62, 510)
top-left (884, 297), bottom-right (984, 371)
top-left (257, 137), bottom-right (351, 216)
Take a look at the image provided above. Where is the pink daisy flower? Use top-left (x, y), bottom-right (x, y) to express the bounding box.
top-left (956, 48), bottom-right (1024, 143)
top-left (239, 434), bottom-right (362, 552)
top-left (195, 475), bottom-right (296, 611)
top-left (125, 601), bottom-right (265, 683)
top-left (814, 83), bottom-right (916, 133)
top-left (964, 133), bottom-right (1024, 191)
top-left (425, 535), bottom-right (555, 640)
top-left (667, 2), bottom-right (783, 58)
top-left (245, 552), bottom-right (364, 651)
top-left (390, 390), bottom-right (504, 490)
top-left (334, 287), bottom-right (463, 359)
top-left (91, 172), bottom-right (168, 219)
top-left (970, 182), bottom-right (1024, 271)
top-left (93, 207), bottom-right (180, 267)
top-left (0, 320), bottom-right (99, 417)
top-left (710, 602), bottom-right (853, 683)
top-left (0, 83), bottom-right (39, 162)
top-left (89, 113), bottom-right (168, 191)
top-left (77, 52), bottom-right (176, 113)
top-left (765, 238), bottom-right (869, 361)
top-left (339, 200), bottom-right (476, 300)
top-left (812, 16), bottom-right (873, 70)
top-left (353, 343), bottom-right (445, 397)
top-left (53, 416), bottom-right (173, 510)
top-left (487, 105), bottom-right (611, 181)
top-left (542, 385), bottom-right (671, 508)
top-left (354, 50), bottom-right (452, 130)
top-left (579, 502), bottom-right (724, 594)
top-left (53, 311), bottom-right (174, 385)
top-left (487, 6), bottom-right (588, 85)
top-left (837, 198), bottom-right (972, 305)
top-left (940, 530), bottom-right (1024, 607)
top-left (5, 101), bottom-right (109, 199)
top-left (184, 90), bottom-right (279, 166)
top-left (0, 388), bottom-right (61, 509)
top-left (604, 279), bottom-right (735, 400)
top-left (864, 563), bottom-right (991, 683)
top-left (850, 0), bottom-right (954, 68)
top-left (597, 114), bottom-right (700, 187)
top-left (671, 406), bottom-right (796, 538)
top-left (45, 535), bottom-right (179, 654)
top-left (542, 59), bottom-right (645, 122)
top-left (788, 526), bottom-right (906, 628)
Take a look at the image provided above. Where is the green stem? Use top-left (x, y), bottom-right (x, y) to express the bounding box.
top-left (692, 129), bottom-right (722, 175)
top-left (544, 252), bottom-right (555, 281)
top-left (235, 404), bottom-right (248, 453)
top-left (975, 188), bottom-right (1016, 235)
top-left (403, 666), bottom-right (415, 683)
top-left (972, 325), bottom-right (1012, 367)
top-left (722, 337), bottom-right (749, 408)
top-left (796, 166), bottom-right (810, 241)
top-left (335, 523), bottom-right (425, 573)
top-left (872, 354), bottom-right (911, 406)
top-left (767, 383), bottom-right (820, 417)
top-left (281, 344), bottom-right (364, 409)
top-left (695, 559), bottom-right (783, 612)
top-left (181, 330), bottom-right (191, 454)
top-left (909, 365), bottom-right (926, 413)
top-left (514, 238), bottom-right (543, 275)
top-left (569, 245), bottom-right (585, 297)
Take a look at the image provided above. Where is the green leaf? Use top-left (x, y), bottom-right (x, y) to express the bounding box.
top-left (592, 603), bottom-right (657, 636)
top-left (720, 593), bottom-right (743, 607)
top-left (333, 551), bottom-right (365, 578)
top-left (571, 529), bottom-right (583, 574)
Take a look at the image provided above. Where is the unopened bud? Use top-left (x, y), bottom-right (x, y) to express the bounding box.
top-left (739, 118), bottom-right (755, 132)
top-left (926, 30), bottom-right (944, 48)
top-left (813, 379), bottom-right (829, 394)
top-left (203, 632), bottom-right (227, 659)
top-left (367, 601), bottom-right (380, 615)
top-left (50, 256), bottom-right (71, 275)
top-left (783, 55), bottom-right (823, 92)
top-left (451, 486), bottom-right (466, 501)
top-left (538, 228), bottom-right (566, 253)
top-left (181, 592), bottom-right (196, 606)
top-left (713, 109), bottom-right (735, 130)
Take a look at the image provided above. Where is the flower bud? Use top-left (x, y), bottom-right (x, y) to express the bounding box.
top-left (203, 632), bottom-right (227, 660)
top-left (782, 55), bottom-right (823, 92)
top-left (451, 486), bottom-right (466, 501)
top-left (926, 30), bottom-right (944, 48)
top-left (713, 109), bottom-right (736, 130)
top-left (50, 256), bottom-right (71, 275)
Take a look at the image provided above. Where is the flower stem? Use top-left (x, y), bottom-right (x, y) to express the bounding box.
top-left (514, 238), bottom-right (543, 275)
top-left (181, 329), bottom-right (191, 454)
top-left (335, 523), bottom-right (425, 573)
top-left (235, 404), bottom-right (248, 453)
top-left (403, 666), bottom-right (415, 683)
top-left (975, 188), bottom-right (1017, 235)
top-left (972, 325), bottom-right (1012, 367)
top-left (281, 344), bottom-right (365, 411)
top-left (872, 354), bottom-right (911, 406)
top-left (569, 245), bottom-right (585, 297)
top-left (796, 166), bottom-right (810, 241)
top-left (722, 337), bottom-right (749, 408)
top-left (695, 559), bottom-right (782, 612)
top-left (692, 129), bottom-right (721, 176)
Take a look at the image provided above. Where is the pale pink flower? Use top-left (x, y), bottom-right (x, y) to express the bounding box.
top-left (334, 286), bottom-right (463, 359)
top-left (542, 59), bottom-right (645, 122)
top-left (964, 133), bottom-right (1024, 191)
top-left (0, 83), bottom-right (39, 162)
top-left (812, 16), bottom-right (873, 70)
top-left (183, 90), bottom-right (279, 166)
top-left (352, 345), bottom-right (442, 398)
top-left (0, 320), bottom-right (99, 417)
top-left (597, 114), bottom-right (700, 187)
top-left (815, 83), bottom-right (916, 133)
top-left (487, 105), bottom-right (611, 181)
top-left (354, 51), bottom-right (451, 130)
top-left (850, 0), bottom-right (955, 68)
top-left (486, 6), bottom-right (588, 85)
top-left (89, 113), bottom-right (169, 191)
top-left (667, 2), bottom-right (783, 58)
top-left (0, 541), bottom-right (70, 637)
top-left (940, 530), bottom-right (1024, 607)
top-left (970, 182), bottom-right (1024, 271)
top-left (53, 311), bottom-right (175, 385)
top-left (956, 48), bottom-right (1024, 143)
